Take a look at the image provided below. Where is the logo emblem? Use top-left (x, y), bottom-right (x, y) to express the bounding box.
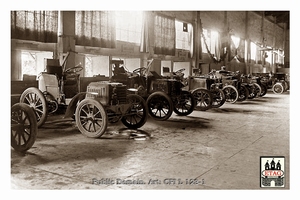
top-left (260, 156), bottom-right (285, 187)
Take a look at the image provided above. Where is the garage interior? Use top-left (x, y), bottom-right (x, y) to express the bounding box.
top-left (10, 10), bottom-right (291, 191)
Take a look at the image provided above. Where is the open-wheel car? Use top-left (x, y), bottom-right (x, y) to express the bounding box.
top-left (19, 51), bottom-right (83, 127)
top-left (184, 70), bottom-right (225, 111)
top-left (271, 73), bottom-right (289, 94)
top-left (111, 60), bottom-right (195, 121)
top-left (64, 81), bottom-right (148, 138)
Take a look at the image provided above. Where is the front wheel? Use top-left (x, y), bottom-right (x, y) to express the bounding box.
top-left (11, 103), bottom-right (37, 152)
top-left (222, 85), bottom-right (238, 104)
top-left (75, 99), bottom-right (108, 138)
top-left (173, 91), bottom-right (195, 116)
top-left (147, 92), bottom-right (173, 121)
top-left (20, 87), bottom-right (48, 127)
top-left (121, 94), bottom-right (148, 129)
top-left (192, 88), bottom-right (212, 111)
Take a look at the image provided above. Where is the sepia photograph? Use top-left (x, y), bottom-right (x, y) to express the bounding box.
top-left (5, 0), bottom-right (298, 199)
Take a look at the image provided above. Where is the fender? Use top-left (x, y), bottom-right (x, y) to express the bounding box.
top-left (64, 92), bottom-right (86, 118)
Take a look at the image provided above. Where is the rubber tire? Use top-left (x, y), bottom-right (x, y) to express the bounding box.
top-left (247, 84), bottom-right (256, 99)
top-left (173, 91), bottom-right (195, 116)
top-left (20, 87), bottom-right (48, 127)
top-left (253, 83), bottom-right (262, 98)
top-left (75, 99), bottom-right (108, 138)
top-left (222, 85), bottom-right (238, 104)
top-left (238, 85), bottom-right (249, 102)
top-left (121, 94), bottom-right (148, 129)
top-left (259, 84), bottom-right (268, 97)
top-left (192, 88), bottom-right (213, 111)
top-left (211, 88), bottom-right (226, 108)
top-left (272, 83), bottom-right (284, 94)
top-left (11, 103), bottom-right (37, 152)
top-left (146, 91), bottom-right (173, 121)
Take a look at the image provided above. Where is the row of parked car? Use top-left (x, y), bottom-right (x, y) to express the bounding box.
top-left (11, 58), bottom-right (289, 152)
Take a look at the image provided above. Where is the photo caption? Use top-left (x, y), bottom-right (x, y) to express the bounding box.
top-left (92, 178), bottom-right (205, 185)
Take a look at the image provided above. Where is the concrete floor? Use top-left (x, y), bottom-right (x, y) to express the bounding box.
top-left (11, 90), bottom-right (290, 190)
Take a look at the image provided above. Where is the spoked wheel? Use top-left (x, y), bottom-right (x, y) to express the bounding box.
top-left (259, 84), bottom-right (268, 97)
top-left (146, 92), bottom-right (173, 121)
top-left (247, 85), bottom-right (256, 99)
top-left (272, 83), bottom-right (284, 94)
top-left (192, 88), bottom-right (213, 111)
top-left (11, 103), bottom-right (37, 152)
top-left (75, 99), bottom-right (108, 138)
top-left (222, 85), bottom-right (238, 104)
top-left (173, 91), bottom-right (195, 116)
top-left (20, 87), bottom-right (48, 127)
top-left (211, 88), bottom-right (226, 108)
top-left (238, 85), bottom-right (249, 102)
top-left (253, 83), bottom-right (262, 98)
top-left (121, 94), bottom-right (148, 129)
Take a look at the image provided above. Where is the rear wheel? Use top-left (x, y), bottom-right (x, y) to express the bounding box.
top-left (147, 92), bottom-right (173, 121)
top-left (121, 94), bottom-right (148, 129)
top-left (20, 87), bottom-right (48, 127)
top-left (238, 85), bottom-right (249, 102)
top-left (247, 85), bottom-right (256, 99)
top-left (272, 83), bottom-right (284, 94)
top-left (75, 99), bottom-right (108, 138)
top-left (192, 88), bottom-right (212, 111)
top-left (211, 89), bottom-right (226, 108)
top-left (173, 91), bottom-right (195, 116)
top-left (222, 85), bottom-right (238, 104)
top-left (253, 83), bottom-right (262, 98)
top-left (11, 103), bottom-right (37, 152)
top-left (259, 84), bottom-right (268, 97)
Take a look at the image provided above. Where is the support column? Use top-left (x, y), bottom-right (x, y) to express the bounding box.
top-left (11, 49), bottom-right (22, 80)
top-left (245, 11), bottom-right (250, 74)
top-left (195, 11), bottom-right (200, 68)
top-left (109, 56), bottom-right (112, 79)
top-left (58, 11), bottom-right (76, 70)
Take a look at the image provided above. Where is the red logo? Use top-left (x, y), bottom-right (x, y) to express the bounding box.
top-left (261, 170), bottom-right (284, 177)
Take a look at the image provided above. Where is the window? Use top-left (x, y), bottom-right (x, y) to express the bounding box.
top-left (11, 11), bottom-right (58, 43)
top-left (154, 15), bottom-right (176, 55)
top-left (174, 62), bottom-right (190, 78)
top-left (175, 20), bottom-right (193, 51)
top-left (84, 55), bottom-right (109, 77)
top-left (75, 11), bottom-right (116, 48)
top-left (265, 51), bottom-right (272, 64)
top-left (115, 11), bottom-right (143, 44)
top-left (274, 49), bottom-right (284, 64)
top-left (231, 35), bottom-right (240, 49)
top-left (250, 42), bottom-right (257, 61)
top-left (21, 52), bottom-right (36, 77)
top-left (201, 29), bottom-right (219, 55)
top-left (21, 51), bottom-right (53, 79)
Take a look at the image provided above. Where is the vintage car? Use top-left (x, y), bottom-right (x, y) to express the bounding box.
top-left (271, 73), bottom-right (289, 94)
top-left (111, 60), bottom-right (195, 121)
top-left (19, 52), bottom-right (148, 138)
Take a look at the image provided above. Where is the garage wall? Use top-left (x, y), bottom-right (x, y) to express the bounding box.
top-left (11, 11), bottom-right (289, 80)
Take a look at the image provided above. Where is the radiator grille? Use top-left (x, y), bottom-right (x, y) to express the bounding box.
top-left (114, 85), bottom-right (127, 104)
top-left (85, 81), bottom-right (127, 105)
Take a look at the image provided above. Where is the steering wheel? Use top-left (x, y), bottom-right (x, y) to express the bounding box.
top-left (132, 67), bottom-right (146, 76)
top-left (175, 68), bottom-right (185, 74)
top-left (65, 64), bottom-right (83, 74)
